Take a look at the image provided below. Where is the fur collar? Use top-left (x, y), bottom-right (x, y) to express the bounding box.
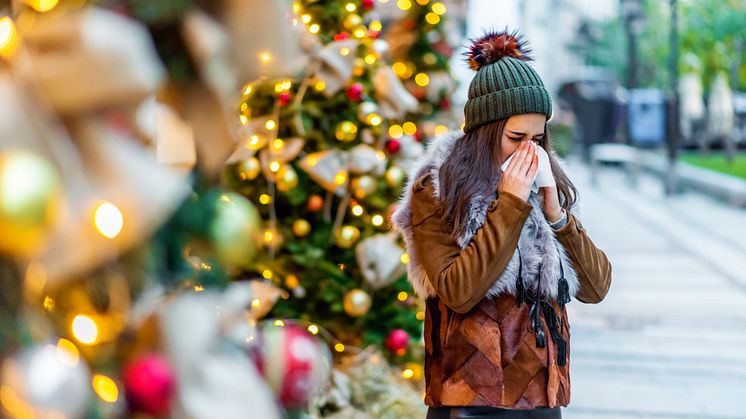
top-left (391, 130), bottom-right (580, 302)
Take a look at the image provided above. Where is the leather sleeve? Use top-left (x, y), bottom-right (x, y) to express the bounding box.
top-left (554, 211), bottom-right (613, 304)
top-left (410, 174), bottom-right (533, 313)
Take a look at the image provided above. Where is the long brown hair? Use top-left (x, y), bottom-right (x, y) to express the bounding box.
top-left (438, 119), bottom-right (578, 239)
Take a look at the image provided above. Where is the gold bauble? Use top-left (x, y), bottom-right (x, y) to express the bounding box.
top-left (276, 165), bottom-right (298, 192)
top-left (351, 175), bottom-right (377, 199)
top-left (335, 225), bottom-right (360, 248)
top-left (210, 192), bottom-right (261, 266)
top-left (343, 288), bottom-right (371, 317)
top-left (343, 13), bottom-right (363, 30)
top-left (0, 150), bottom-right (61, 257)
top-left (385, 166), bottom-right (405, 187)
top-left (292, 219), bottom-right (311, 237)
top-left (237, 157), bottom-right (261, 180)
top-left (335, 121), bottom-right (358, 142)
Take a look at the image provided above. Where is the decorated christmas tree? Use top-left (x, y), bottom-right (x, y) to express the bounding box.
top-left (227, 0), bottom-right (429, 364)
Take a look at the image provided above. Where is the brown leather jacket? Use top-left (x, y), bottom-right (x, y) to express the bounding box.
top-left (409, 173), bottom-right (612, 409)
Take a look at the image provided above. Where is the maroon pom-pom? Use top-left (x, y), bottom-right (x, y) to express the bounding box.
top-left (464, 29), bottom-right (532, 71)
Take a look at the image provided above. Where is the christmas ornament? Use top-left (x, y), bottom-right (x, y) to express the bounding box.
top-left (373, 66), bottom-right (418, 119)
top-left (346, 83), bottom-right (364, 101)
top-left (257, 322), bottom-right (331, 409)
top-left (343, 14), bottom-right (363, 30)
top-left (259, 137), bottom-right (305, 183)
top-left (278, 91), bottom-right (292, 106)
top-left (385, 166), bottom-right (405, 187)
top-left (237, 157), bottom-right (261, 180)
top-left (335, 225), bottom-right (361, 248)
top-left (333, 32), bottom-right (351, 41)
top-left (210, 192), bottom-right (261, 267)
top-left (343, 289), bottom-right (372, 317)
top-left (362, 0), bottom-right (375, 10)
top-left (351, 175), bottom-right (377, 199)
top-left (357, 101), bottom-right (379, 123)
top-left (385, 139), bottom-right (401, 154)
top-left (372, 39), bottom-right (390, 57)
top-left (276, 164), bottom-right (299, 192)
top-left (335, 121), bottom-right (358, 142)
top-left (307, 195), bottom-right (324, 213)
top-left (1, 344), bottom-right (92, 418)
top-left (299, 150), bottom-right (349, 196)
top-left (355, 233), bottom-right (407, 290)
top-left (308, 39), bottom-right (359, 97)
top-left (0, 150), bottom-right (61, 258)
top-left (292, 219), bottom-right (311, 237)
top-left (123, 354), bottom-right (176, 416)
top-left (384, 329), bottom-right (410, 354)
top-left (348, 144), bottom-right (386, 175)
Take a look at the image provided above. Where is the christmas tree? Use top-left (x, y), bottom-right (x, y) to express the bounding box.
top-left (226, 0), bottom-right (436, 364)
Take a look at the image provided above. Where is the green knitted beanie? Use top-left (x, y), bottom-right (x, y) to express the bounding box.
top-left (463, 30), bottom-right (552, 133)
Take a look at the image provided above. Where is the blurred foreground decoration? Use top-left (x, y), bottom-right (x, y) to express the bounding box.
top-left (0, 0), bottom-right (432, 417)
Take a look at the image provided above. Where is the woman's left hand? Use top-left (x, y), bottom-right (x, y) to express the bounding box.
top-left (541, 185), bottom-right (563, 223)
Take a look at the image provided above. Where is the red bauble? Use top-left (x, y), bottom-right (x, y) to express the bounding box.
top-left (333, 32), bottom-right (350, 41)
top-left (362, 0), bottom-right (375, 10)
top-left (257, 323), bottom-right (330, 410)
top-left (414, 130), bottom-right (424, 142)
top-left (123, 354), bottom-right (176, 415)
top-left (307, 195), bottom-right (324, 213)
top-left (439, 98), bottom-right (451, 110)
top-left (346, 83), bottom-right (364, 102)
top-left (279, 91), bottom-right (292, 107)
top-left (385, 329), bottom-right (410, 354)
top-left (385, 139), bottom-right (401, 154)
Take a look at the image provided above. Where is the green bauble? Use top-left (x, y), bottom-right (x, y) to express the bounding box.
top-left (210, 192), bottom-right (261, 266)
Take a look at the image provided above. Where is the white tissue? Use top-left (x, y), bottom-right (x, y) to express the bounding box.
top-left (500, 144), bottom-right (555, 193)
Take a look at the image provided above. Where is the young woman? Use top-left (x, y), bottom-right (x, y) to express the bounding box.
top-left (392, 31), bottom-right (613, 418)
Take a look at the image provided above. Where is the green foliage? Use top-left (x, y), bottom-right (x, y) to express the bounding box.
top-left (680, 152), bottom-right (746, 179)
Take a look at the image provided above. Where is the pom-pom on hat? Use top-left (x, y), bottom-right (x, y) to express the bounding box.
top-left (462, 29), bottom-right (552, 133)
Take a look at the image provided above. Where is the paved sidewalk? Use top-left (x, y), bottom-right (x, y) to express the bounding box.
top-left (560, 157), bottom-right (746, 418)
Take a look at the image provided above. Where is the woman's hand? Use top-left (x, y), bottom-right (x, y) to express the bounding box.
top-left (498, 140), bottom-right (538, 202)
top-left (541, 185), bottom-right (563, 223)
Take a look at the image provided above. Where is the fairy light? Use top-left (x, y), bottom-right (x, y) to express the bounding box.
top-left (370, 20), bottom-right (383, 32)
top-left (274, 319), bottom-right (285, 327)
top-left (335, 343), bottom-right (345, 352)
top-left (352, 205), bottom-right (364, 216)
top-left (308, 325), bottom-right (319, 335)
top-left (301, 14), bottom-right (312, 24)
top-left (240, 103), bottom-right (249, 112)
top-left (392, 62), bottom-right (408, 77)
top-left (402, 121), bottom-right (417, 135)
top-left (339, 47), bottom-right (351, 56)
top-left (415, 72), bottom-right (430, 87)
top-left (388, 125), bottom-right (404, 139)
top-left (425, 12), bottom-right (440, 24)
top-left (92, 374), bottom-right (118, 403)
top-left (243, 85), bottom-right (253, 95)
top-left (93, 201), bottom-right (124, 239)
top-left (292, 1), bottom-right (301, 13)
top-left (397, 291), bottom-right (408, 301)
top-left (259, 194), bottom-right (272, 205)
top-left (397, 0), bottom-right (412, 10)
top-left (272, 139), bottom-right (285, 150)
top-left (265, 120), bottom-right (277, 130)
top-left (416, 311), bottom-right (425, 320)
top-left (416, 0), bottom-right (430, 4)
top-left (239, 115), bottom-right (249, 125)
top-left (264, 229), bottom-right (274, 243)
top-left (353, 27), bottom-right (367, 38)
top-left (269, 161), bottom-right (280, 172)
top-left (371, 214), bottom-right (384, 226)
top-left (259, 51), bottom-right (273, 64)
top-left (400, 252), bottom-right (410, 264)
top-left (194, 284), bottom-right (205, 291)
top-left (72, 315), bottom-right (98, 345)
top-left (345, 2), bottom-right (357, 12)
top-left (435, 124), bottom-right (449, 135)
top-left (402, 368), bottom-right (414, 379)
top-left (431, 2), bottom-right (446, 14)
top-left (43, 296), bottom-right (55, 311)
top-left (285, 274), bottom-right (299, 288)
top-left (314, 80), bottom-right (326, 91)
top-left (262, 269), bottom-right (273, 279)
top-left (334, 171), bottom-right (347, 185)
top-left (25, 0), bottom-right (59, 12)
top-left (251, 299), bottom-right (261, 309)
top-left (364, 53), bottom-right (377, 65)
top-left (367, 114), bottom-right (382, 126)
top-left (309, 23), bottom-right (320, 34)
top-left (0, 18), bottom-right (19, 59)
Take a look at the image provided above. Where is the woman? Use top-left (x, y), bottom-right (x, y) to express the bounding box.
top-left (392, 31), bottom-right (612, 418)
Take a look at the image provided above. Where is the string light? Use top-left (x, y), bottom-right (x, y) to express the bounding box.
top-left (367, 114), bottom-right (382, 126)
top-left (43, 296), bottom-right (54, 311)
top-left (92, 374), bottom-right (119, 403)
top-left (416, 311), bottom-right (426, 320)
top-left (334, 171), bottom-right (347, 185)
top-left (400, 252), bottom-right (410, 264)
top-left (308, 325), bottom-right (319, 335)
top-left (345, 2), bottom-right (357, 12)
top-left (392, 62), bottom-right (408, 77)
top-left (416, 0), bottom-right (430, 4)
top-left (351, 205), bottom-right (364, 216)
top-left (274, 320), bottom-right (285, 327)
top-left (262, 269), bottom-right (273, 279)
top-left (415, 72), bottom-right (430, 87)
top-left (402, 368), bottom-right (414, 379)
top-left (339, 47), bottom-right (351, 56)
top-left (369, 20), bottom-right (383, 32)
top-left (251, 299), bottom-right (261, 309)
top-left (259, 51), bottom-right (273, 64)
top-left (239, 115), bottom-right (249, 125)
top-left (388, 125), bottom-right (404, 139)
top-left (292, 1), bottom-right (301, 13)
top-left (371, 214), bottom-right (384, 226)
top-left (285, 274), bottom-right (300, 288)
top-left (432, 2), bottom-right (447, 14)
top-left (353, 27), bottom-right (367, 38)
top-left (402, 121), bottom-right (417, 135)
top-left (269, 161), bottom-right (280, 172)
top-left (334, 343), bottom-right (345, 352)
top-left (364, 53), bottom-right (377, 65)
top-left (309, 23), bottom-right (320, 34)
top-left (259, 194), bottom-right (272, 205)
top-left (397, 0), bottom-right (412, 10)
top-left (72, 315), bottom-right (99, 345)
top-left (193, 284), bottom-right (205, 291)
top-left (435, 124), bottom-right (449, 135)
top-left (93, 201), bottom-right (124, 239)
top-left (301, 14), bottom-right (312, 24)
top-left (56, 339), bottom-right (80, 367)
top-left (265, 120), bottom-right (277, 130)
top-left (314, 80), bottom-right (326, 91)
top-left (425, 12), bottom-right (440, 24)
top-left (397, 291), bottom-right (408, 301)
top-left (25, 0), bottom-right (59, 12)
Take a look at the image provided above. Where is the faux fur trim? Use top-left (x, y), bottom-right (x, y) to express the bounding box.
top-left (391, 130), bottom-right (580, 302)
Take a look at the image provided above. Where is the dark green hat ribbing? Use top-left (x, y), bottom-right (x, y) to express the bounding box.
top-left (463, 31), bottom-right (552, 133)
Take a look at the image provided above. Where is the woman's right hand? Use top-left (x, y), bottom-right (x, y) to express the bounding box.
top-left (498, 140), bottom-right (538, 202)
